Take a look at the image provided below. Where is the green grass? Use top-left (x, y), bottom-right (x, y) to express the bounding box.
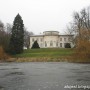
top-left (11, 48), bottom-right (90, 63)
top-left (15, 48), bottom-right (73, 58)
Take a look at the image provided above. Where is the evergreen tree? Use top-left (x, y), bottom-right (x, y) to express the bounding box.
top-left (31, 40), bottom-right (40, 49)
top-left (9, 14), bottom-right (24, 54)
top-left (65, 43), bottom-right (71, 48)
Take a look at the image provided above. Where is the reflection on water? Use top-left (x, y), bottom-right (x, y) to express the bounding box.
top-left (0, 86), bottom-right (4, 90)
top-left (0, 68), bottom-right (19, 71)
top-left (5, 72), bottom-right (25, 76)
top-left (69, 65), bottom-right (90, 82)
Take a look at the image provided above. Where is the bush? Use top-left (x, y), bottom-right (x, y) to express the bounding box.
top-left (65, 43), bottom-right (71, 48)
top-left (74, 39), bottom-right (90, 60)
top-left (0, 46), bottom-right (10, 61)
top-left (31, 41), bottom-right (40, 49)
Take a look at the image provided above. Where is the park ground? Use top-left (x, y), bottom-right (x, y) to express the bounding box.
top-left (13, 48), bottom-right (74, 62)
top-left (6, 48), bottom-right (89, 63)
top-left (15, 48), bottom-right (73, 58)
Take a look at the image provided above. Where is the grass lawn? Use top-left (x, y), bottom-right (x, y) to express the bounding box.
top-left (15, 48), bottom-right (73, 58)
top-left (8, 48), bottom-right (90, 63)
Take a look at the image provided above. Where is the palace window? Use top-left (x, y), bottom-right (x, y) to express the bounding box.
top-left (40, 43), bottom-right (43, 47)
top-left (60, 38), bottom-right (62, 41)
top-left (68, 37), bottom-right (71, 41)
top-left (50, 41), bottom-right (53, 46)
top-left (64, 43), bottom-right (66, 47)
top-left (37, 38), bottom-right (39, 42)
top-left (64, 38), bottom-right (66, 41)
top-left (32, 38), bottom-right (34, 42)
top-left (56, 42), bottom-right (58, 47)
top-left (40, 38), bottom-right (43, 42)
top-left (45, 41), bottom-right (47, 47)
top-left (60, 43), bottom-right (62, 47)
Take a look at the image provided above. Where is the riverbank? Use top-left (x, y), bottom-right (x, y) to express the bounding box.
top-left (11, 48), bottom-right (74, 62)
top-left (5, 56), bottom-right (90, 63)
top-left (0, 48), bottom-right (90, 63)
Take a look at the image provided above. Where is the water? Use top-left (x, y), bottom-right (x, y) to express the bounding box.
top-left (0, 62), bottom-right (90, 90)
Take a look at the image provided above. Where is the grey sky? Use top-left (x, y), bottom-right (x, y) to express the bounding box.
top-left (0, 0), bottom-right (90, 34)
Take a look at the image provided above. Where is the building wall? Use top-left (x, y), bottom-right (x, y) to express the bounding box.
top-left (30, 31), bottom-right (74, 48)
top-left (30, 36), bottom-right (44, 48)
top-left (59, 35), bottom-right (73, 48)
top-left (43, 35), bottom-right (59, 48)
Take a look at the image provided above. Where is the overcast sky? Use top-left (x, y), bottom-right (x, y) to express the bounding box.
top-left (0, 0), bottom-right (90, 34)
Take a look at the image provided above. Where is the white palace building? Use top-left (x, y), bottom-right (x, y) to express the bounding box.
top-left (30, 31), bottom-right (74, 48)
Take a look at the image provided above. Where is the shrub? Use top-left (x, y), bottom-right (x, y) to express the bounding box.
top-left (74, 39), bottom-right (90, 60)
top-left (31, 40), bottom-right (40, 49)
top-left (0, 46), bottom-right (10, 61)
top-left (65, 43), bottom-right (71, 48)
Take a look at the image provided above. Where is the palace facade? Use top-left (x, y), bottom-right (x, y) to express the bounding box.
top-left (30, 31), bottom-right (74, 48)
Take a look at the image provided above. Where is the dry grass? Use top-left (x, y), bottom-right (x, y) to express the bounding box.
top-left (15, 56), bottom-right (74, 62)
top-left (13, 48), bottom-right (74, 62)
top-left (73, 37), bottom-right (90, 63)
top-left (15, 57), bottom-right (65, 62)
top-left (0, 46), bottom-right (11, 62)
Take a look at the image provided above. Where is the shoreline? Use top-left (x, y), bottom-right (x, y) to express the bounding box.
top-left (0, 57), bottom-right (90, 63)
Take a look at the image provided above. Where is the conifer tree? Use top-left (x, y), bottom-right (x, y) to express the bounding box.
top-left (31, 41), bottom-right (40, 49)
top-left (9, 14), bottom-right (24, 54)
top-left (65, 43), bottom-right (71, 48)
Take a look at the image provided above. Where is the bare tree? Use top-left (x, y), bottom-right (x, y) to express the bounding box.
top-left (67, 6), bottom-right (90, 60)
top-left (24, 27), bottom-right (34, 49)
top-left (0, 21), bottom-right (5, 46)
top-left (75, 7), bottom-right (90, 33)
top-left (0, 21), bottom-right (12, 52)
top-left (67, 7), bottom-right (90, 43)
top-left (6, 23), bottom-right (12, 34)
top-left (0, 21), bottom-right (4, 31)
